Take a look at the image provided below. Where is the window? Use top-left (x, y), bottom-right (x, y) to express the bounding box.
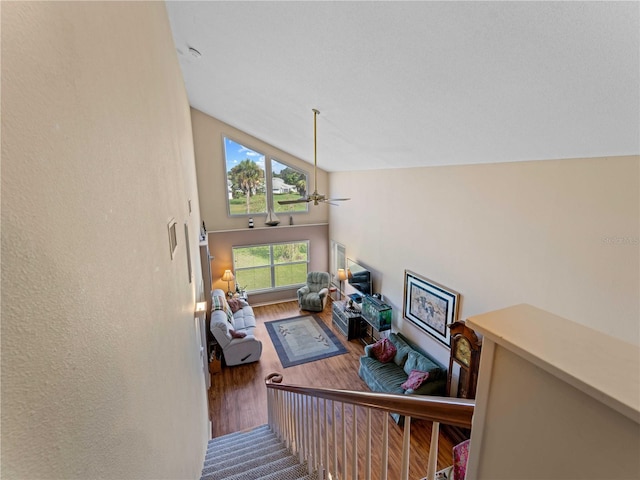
top-left (224, 137), bottom-right (266, 215)
top-left (233, 241), bottom-right (309, 292)
top-left (223, 137), bottom-right (308, 216)
top-left (271, 159), bottom-right (308, 213)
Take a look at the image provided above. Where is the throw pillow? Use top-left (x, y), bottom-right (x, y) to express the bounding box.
top-left (212, 295), bottom-right (234, 324)
top-left (388, 333), bottom-right (412, 367)
top-left (227, 298), bottom-right (242, 313)
top-left (401, 369), bottom-right (430, 391)
top-left (211, 295), bottom-right (227, 311)
top-left (403, 350), bottom-right (443, 380)
top-left (371, 338), bottom-right (397, 363)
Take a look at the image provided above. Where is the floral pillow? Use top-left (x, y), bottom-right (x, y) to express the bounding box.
top-left (401, 369), bottom-right (430, 391)
top-left (371, 338), bottom-right (397, 363)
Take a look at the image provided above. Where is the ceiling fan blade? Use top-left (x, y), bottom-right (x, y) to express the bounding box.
top-left (324, 198), bottom-right (350, 202)
top-left (278, 198), bottom-right (310, 205)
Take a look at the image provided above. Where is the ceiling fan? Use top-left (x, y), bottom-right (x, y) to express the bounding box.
top-left (278, 109), bottom-right (350, 207)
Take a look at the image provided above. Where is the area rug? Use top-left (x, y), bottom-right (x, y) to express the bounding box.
top-left (265, 315), bottom-right (348, 368)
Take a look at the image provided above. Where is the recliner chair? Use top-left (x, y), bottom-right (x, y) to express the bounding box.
top-left (297, 271), bottom-right (331, 312)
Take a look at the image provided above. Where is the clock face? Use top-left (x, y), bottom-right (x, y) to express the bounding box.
top-left (454, 337), bottom-right (471, 368)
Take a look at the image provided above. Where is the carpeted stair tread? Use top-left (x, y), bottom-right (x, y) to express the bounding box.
top-left (203, 454), bottom-right (303, 480)
top-left (206, 425), bottom-right (271, 448)
top-left (203, 441), bottom-right (286, 471)
top-left (200, 423), bottom-right (318, 480)
top-left (201, 445), bottom-right (291, 478)
top-left (205, 432), bottom-right (278, 461)
top-left (252, 462), bottom-right (318, 480)
top-left (206, 425), bottom-right (272, 451)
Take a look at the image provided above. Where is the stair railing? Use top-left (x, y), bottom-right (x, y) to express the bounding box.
top-left (265, 373), bottom-right (474, 480)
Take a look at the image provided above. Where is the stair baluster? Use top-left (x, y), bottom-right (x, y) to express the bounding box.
top-left (331, 400), bottom-right (337, 479)
top-left (341, 402), bottom-right (347, 480)
top-left (351, 405), bottom-right (358, 479)
top-left (381, 411), bottom-right (389, 480)
top-left (426, 421), bottom-right (440, 480)
top-left (401, 416), bottom-right (411, 480)
top-left (366, 407), bottom-right (372, 480)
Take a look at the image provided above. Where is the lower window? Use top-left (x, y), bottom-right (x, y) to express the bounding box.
top-left (233, 241), bottom-right (309, 292)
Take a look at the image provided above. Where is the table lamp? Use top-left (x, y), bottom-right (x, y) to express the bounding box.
top-left (337, 268), bottom-right (347, 300)
top-left (221, 269), bottom-right (235, 297)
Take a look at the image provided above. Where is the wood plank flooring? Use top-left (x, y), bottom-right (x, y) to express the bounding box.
top-left (207, 299), bottom-right (456, 478)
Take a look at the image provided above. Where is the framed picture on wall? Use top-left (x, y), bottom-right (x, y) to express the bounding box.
top-left (402, 270), bottom-right (460, 347)
top-left (168, 219), bottom-right (178, 260)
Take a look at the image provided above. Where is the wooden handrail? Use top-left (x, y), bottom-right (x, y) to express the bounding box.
top-left (265, 372), bottom-right (474, 429)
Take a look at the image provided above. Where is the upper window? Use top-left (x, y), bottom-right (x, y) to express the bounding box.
top-left (224, 138), bottom-right (266, 215)
top-left (224, 137), bottom-right (308, 216)
top-left (272, 159), bottom-right (308, 213)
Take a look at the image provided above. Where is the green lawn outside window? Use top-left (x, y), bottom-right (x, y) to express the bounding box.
top-left (233, 241), bottom-right (308, 292)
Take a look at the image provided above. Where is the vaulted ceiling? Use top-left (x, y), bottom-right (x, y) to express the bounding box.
top-left (166, 1), bottom-right (639, 172)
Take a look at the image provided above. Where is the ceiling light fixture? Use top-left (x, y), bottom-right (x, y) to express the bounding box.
top-left (278, 109), bottom-right (350, 207)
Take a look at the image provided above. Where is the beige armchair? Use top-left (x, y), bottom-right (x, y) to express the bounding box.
top-left (297, 271), bottom-right (331, 312)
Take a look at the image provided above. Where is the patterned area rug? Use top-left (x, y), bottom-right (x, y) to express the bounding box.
top-left (265, 315), bottom-right (348, 368)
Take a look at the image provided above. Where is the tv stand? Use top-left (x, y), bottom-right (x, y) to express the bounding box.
top-left (332, 301), bottom-right (366, 341)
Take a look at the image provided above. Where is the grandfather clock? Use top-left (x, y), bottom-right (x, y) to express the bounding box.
top-left (447, 320), bottom-right (482, 399)
top-left (442, 320), bottom-right (482, 445)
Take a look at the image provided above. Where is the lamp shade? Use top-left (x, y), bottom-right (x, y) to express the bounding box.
top-left (221, 269), bottom-right (235, 282)
top-left (337, 268), bottom-right (347, 282)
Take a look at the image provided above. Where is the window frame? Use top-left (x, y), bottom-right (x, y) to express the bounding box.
top-left (232, 240), bottom-right (310, 294)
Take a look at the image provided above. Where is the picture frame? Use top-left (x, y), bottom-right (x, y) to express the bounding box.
top-left (402, 270), bottom-right (460, 347)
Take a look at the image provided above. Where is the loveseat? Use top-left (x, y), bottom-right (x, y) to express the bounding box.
top-left (358, 332), bottom-right (447, 423)
top-left (209, 288), bottom-right (262, 366)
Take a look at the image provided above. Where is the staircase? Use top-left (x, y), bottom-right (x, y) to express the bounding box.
top-left (200, 424), bottom-right (319, 480)
top-left (200, 374), bottom-right (474, 480)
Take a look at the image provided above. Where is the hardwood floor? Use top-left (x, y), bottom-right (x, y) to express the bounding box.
top-left (207, 299), bottom-right (456, 477)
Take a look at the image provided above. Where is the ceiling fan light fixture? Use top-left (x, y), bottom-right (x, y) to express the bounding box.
top-left (277, 108), bottom-right (350, 207)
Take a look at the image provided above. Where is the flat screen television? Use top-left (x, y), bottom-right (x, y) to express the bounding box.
top-left (347, 258), bottom-right (371, 297)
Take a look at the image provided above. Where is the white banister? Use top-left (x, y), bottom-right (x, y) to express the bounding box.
top-left (426, 421), bottom-right (440, 480)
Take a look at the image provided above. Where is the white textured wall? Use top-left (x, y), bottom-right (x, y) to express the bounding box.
top-left (329, 157), bottom-right (640, 366)
top-left (1, 2), bottom-right (208, 479)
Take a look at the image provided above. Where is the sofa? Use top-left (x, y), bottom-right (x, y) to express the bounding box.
top-left (209, 288), bottom-right (262, 366)
top-left (358, 332), bottom-right (447, 423)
